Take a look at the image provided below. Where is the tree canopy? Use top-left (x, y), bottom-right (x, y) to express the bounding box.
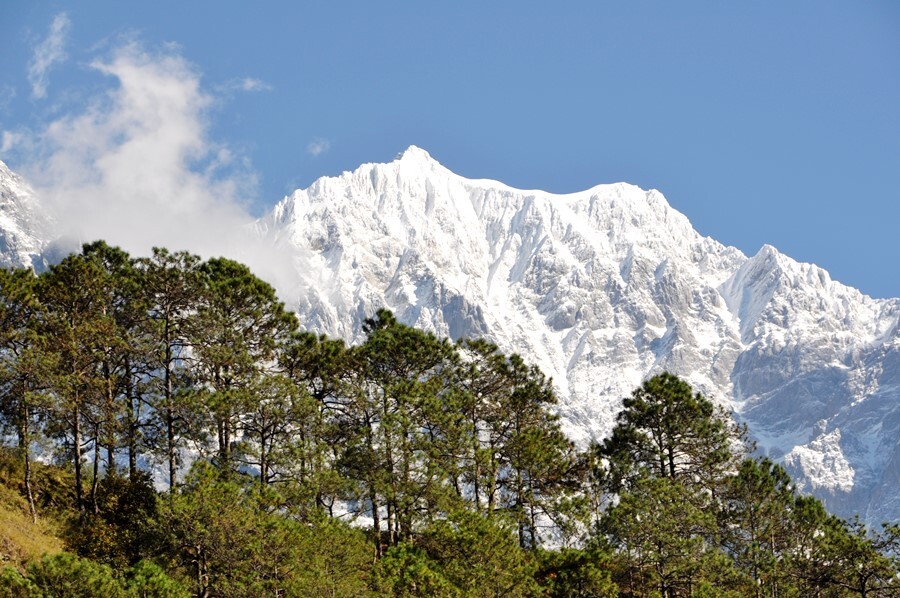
top-left (0, 242), bottom-right (895, 597)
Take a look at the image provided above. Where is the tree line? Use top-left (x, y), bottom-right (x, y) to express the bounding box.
top-left (0, 242), bottom-right (896, 596)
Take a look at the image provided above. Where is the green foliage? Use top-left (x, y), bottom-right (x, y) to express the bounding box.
top-left (0, 566), bottom-right (43, 597)
top-left (375, 543), bottom-right (460, 597)
top-left (124, 560), bottom-right (190, 597)
top-left (191, 257), bottom-right (297, 468)
top-left (375, 511), bottom-right (541, 597)
top-left (158, 461), bottom-right (374, 597)
top-left (597, 372), bottom-right (746, 495)
top-left (600, 476), bottom-right (722, 596)
top-left (282, 520), bottom-right (375, 597)
top-left (0, 554), bottom-right (189, 598)
top-left (418, 510), bottom-right (538, 597)
top-left (25, 552), bottom-right (128, 597)
top-left (340, 309), bottom-right (461, 551)
top-left (159, 462), bottom-right (277, 597)
top-left (65, 472), bottom-right (161, 569)
top-left (719, 457), bottom-right (796, 592)
top-left (454, 339), bottom-right (588, 548)
top-left (535, 548), bottom-right (618, 597)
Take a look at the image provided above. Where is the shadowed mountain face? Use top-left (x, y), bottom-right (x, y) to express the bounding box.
top-left (3, 149), bottom-right (899, 524)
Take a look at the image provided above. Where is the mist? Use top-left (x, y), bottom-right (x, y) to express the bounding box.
top-left (14, 41), bottom-right (304, 301)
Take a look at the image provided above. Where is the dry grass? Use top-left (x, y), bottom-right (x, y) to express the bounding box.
top-left (0, 482), bottom-right (65, 570)
top-left (0, 449), bottom-right (68, 571)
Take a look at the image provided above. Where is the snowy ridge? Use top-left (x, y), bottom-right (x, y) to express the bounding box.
top-left (0, 160), bottom-right (52, 270)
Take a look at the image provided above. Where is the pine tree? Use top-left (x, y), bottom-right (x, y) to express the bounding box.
top-left (36, 253), bottom-right (119, 512)
top-left (278, 331), bottom-right (352, 516)
top-left (190, 257), bottom-right (297, 469)
top-left (80, 241), bottom-right (148, 482)
top-left (0, 267), bottom-right (48, 522)
top-left (136, 248), bottom-right (203, 491)
top-left (719, 457), bottom-right (796, 595)
top-left (340, 309), bottom-right (458, 552)
top-left (600, 476), bottom-right (728, 597)
top-left (456, 340), bottom-right (585, 548)
top-left (597, 372), bottom-right (746, 497)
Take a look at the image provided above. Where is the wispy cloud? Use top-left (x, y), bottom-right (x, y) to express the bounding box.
top-left (219, 77), bottom-right (273, 93)
top-left (307, 138), bottom-right (330, 157)
top-left (18, 41), bottom-right (302, 294)
top-left (28, 13), bottom-right (71, 99)
top-left (238, 77), bottom-right (272, 92)
top-left (0, 85), bottom-right (16, 112)
top-left (1, 131), bottom-right (24, 154)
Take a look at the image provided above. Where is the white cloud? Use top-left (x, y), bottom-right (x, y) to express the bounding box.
top-left (218, 77), bottom-right (273, 93)
top-left (307, 138), bottom-right (330, 157)
top-left (1, 131), bottom-right (24, 153)
top-left (28, 13), bottom-right (71, 99)
top-left (18, 41), bottom-right (302, 295)
top-left (238, 77), bottom-right (272, 92)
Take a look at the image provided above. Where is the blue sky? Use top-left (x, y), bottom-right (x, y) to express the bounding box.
top-left (1, 1), bottom-right (898, 297)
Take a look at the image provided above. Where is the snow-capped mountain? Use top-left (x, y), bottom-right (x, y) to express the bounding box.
top-left (2, 148), bottom-right (898, 524)
top-left (257, 147), bottom-right (900, 525)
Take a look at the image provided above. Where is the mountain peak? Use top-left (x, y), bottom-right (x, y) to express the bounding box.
top-left (396, 145), bottom-right (437, 164)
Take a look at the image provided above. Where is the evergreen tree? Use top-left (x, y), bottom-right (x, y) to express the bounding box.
top-left (0, 267), bottom-right (48, 522)
top-left (36, 253), bottom-right (119, 512)
top-left (786, 495), bottom-right (900, 597)
top-left (190, 257), bottom-right (297, 469)
top-left (278, 331), bottom-right (352, 516)
top-left (340, 309), bottom-right (458, 553)
top-left (600, 476), bottom-right (728, 597)
top-left (597, 372), bottom-right (746, 497)
top-left (136, 248), bottom-right (203, 492)
top-left (160, 461), bottom-right (369, 597)
top-left (457, 340), bottom-right (586, 548)
top-left (23, 552), bottom-right (130, 598)
top-left (80, 241), bottom-right (149, 482)
top-left (417, 509), bottom-right (540, 597)
top-left (719, 457), bottom-right (796, 595)
top-left (827, 520), bottom-right (900, 597)
top-left (535, 547), bottom-right (619, 597)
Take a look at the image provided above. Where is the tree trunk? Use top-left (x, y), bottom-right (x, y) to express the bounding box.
top-left (196, 546), bottom-right (209, 598)
top-left (166, 335), bottom-right (177, 492)
top-left (166, 403), bottom-right (176, 492)
top-left (164, 319), bottom-right (178, 492)
top-left (128, 370), bottom-right (138, 480)
top-left (259, 429), bottom-right (268, 485)
top-left (103, 358), bottom-right (116, 477)
top-left (20, 404), bottom-right (37, 523)
top-left (91, 424), bottom-right (101, 514)
top-left (371, 489), bottom-right (382, 558)
top-left (73, 402), bottom-right (84, 512)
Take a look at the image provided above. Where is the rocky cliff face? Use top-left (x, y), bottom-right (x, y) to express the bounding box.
top-left (0, 160), bottom-right (52, 270)
top-left (3, 148), bottom-right (898, 524)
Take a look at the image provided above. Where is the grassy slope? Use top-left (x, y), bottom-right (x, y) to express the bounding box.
top-left (0, 451), bottom-right (66, 571)
top-left (0, 484), bottom-right (64, 569)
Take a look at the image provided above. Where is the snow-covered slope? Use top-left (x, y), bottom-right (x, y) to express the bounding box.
top-left (257, 147), bottom-right (900, 524)
top-left (0, 160), bottom-right (53, 270)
